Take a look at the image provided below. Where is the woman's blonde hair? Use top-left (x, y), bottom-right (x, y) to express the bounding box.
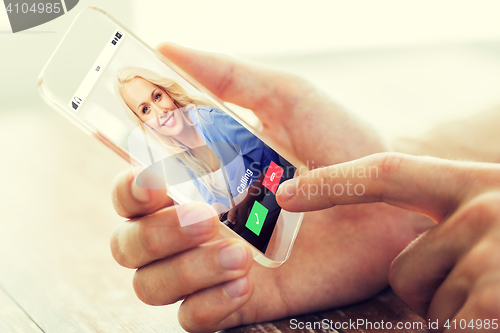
top-left (115, 66), bottom-right (229, 206)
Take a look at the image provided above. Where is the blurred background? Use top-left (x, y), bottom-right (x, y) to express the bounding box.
top-left (2, 0), bottom-right (500, 137)
top-left (1, 0), bottom-right (500, 331)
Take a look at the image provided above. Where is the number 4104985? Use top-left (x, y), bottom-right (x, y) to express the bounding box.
top-left (6, 2), bottom-right (61, 14)
top-left (444, 319), bottom-right (498, 330)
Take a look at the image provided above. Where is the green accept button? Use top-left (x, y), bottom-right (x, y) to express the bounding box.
top-left (245, 201), bottom-right (268, 236)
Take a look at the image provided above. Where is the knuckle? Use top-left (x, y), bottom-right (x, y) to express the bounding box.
top-left (133, 269), bottom-right (157, 305)
top-left (132, 270), bottom-right (149, 304)
top-left (138, 221), bottom-right (164, 258)
top-left (175, 254), bottom-right (196, 288)
top-left (461, 240), bottom-right (500, 277)
top-left (476, 193), bottom-right (500, 221)
top-left (470, 240), bottom-right (497, 263)
top-left (376, 152), bottom-right (406, 176)
top-left (109, 227), bottom-right (134, 268)
top-left (454, 192), bottom-right (500, 233)
top-left (469, 282), bottom-right (500, 317)
top-left (179, 305), bottom-right (214, 333)
top-left (133, 266), bottom-right (178, 306)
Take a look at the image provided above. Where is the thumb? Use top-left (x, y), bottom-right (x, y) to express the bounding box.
top-left (276, 153), bottom-right (486, 222)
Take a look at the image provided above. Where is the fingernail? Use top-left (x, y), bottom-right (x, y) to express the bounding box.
top-left (219, 243), bottom-right (248, 270)
top-left (224, 277), bottom-right (249, 298)
top-left (131, 180), bottom-right (150, 202)
top-left (180, 205), bottom-right (216, 236)
top-left (277, 179), bottom-right (297, 202)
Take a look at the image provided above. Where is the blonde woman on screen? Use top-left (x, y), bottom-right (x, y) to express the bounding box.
top-left (115, 67), bottom-right (281, 220)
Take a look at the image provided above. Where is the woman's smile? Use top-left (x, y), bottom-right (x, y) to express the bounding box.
top-left (161, 112), bottom-right (176, 127)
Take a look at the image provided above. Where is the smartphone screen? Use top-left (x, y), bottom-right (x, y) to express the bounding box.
top-left (67, 28), bottom-right (296, 254)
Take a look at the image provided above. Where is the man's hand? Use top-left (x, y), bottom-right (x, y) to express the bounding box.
top-left (110, 44), bottom-right (433, 332)
top-left (277, 152), bottom-right (500, 332)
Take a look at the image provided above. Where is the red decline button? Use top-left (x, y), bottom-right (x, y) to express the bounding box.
top-left (262, 161), bottom-right (284, 194)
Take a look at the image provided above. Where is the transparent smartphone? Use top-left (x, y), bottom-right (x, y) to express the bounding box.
top-left (38, 7), bottom-right (304, 267)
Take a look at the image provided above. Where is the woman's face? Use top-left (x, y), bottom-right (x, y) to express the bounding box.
top-left (121, 78), bottom-right (185, 136)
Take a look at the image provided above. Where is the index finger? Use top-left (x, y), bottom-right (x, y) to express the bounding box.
top-left (277, 153), bottom-right (499, 222)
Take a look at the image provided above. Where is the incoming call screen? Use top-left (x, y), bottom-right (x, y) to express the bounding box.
top-left (69, 28), bottom-right (296, 253)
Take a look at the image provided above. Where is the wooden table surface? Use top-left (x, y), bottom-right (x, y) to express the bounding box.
top-left (0, 109), bottom-right (429, 332)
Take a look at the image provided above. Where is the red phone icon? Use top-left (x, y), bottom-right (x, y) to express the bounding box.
top-left (263, 162), bottom-right (283, 194)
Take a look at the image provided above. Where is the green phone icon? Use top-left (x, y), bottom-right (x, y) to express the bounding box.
top-left (245, 201), bottom-right (268, 236)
